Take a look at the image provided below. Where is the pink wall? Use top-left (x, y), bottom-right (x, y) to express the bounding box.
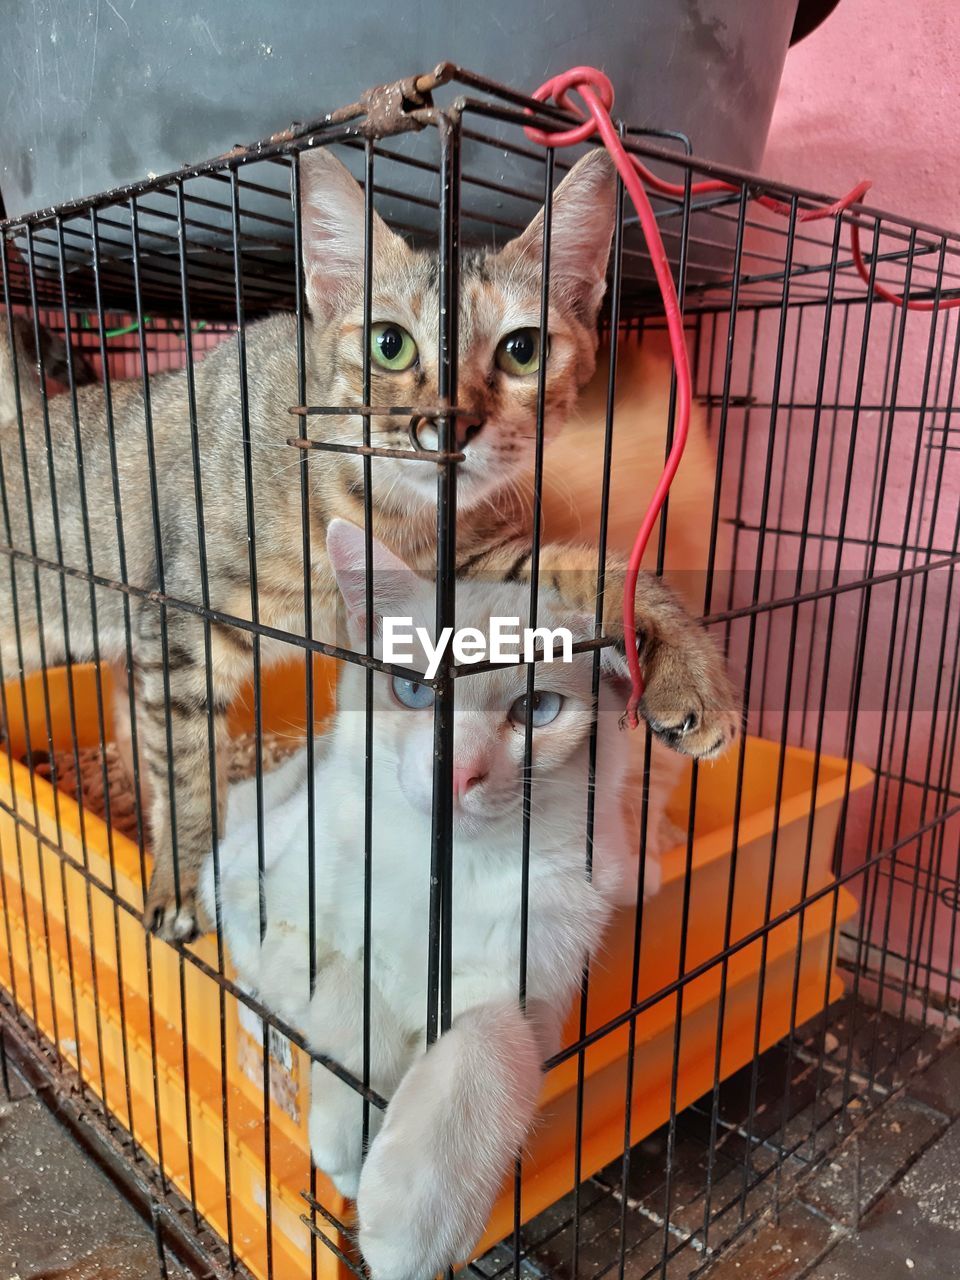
top-left (763, 0), bottom-right (960, 231)
top-left (746, 1), bottom-right (960, 1001)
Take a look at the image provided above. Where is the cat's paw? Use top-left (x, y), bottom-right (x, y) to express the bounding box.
top-left (143, 866), bottom-right (208, 943)
top-left (357, 1004), bottom-right (540, 1280)
top-left (357, 1126), bottom-right (480, 1280)
top-left (308, 1064), bottom-right (366, 1203)
top-left (308, 1122), bottom-right (363, 1200)
top-left (640, 624), bottom-right (740, 761)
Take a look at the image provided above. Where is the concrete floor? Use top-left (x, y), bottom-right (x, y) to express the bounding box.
top-left (2, 1032), bottom-right (957, 1280)
top-left (0, 1059), bottom-right (185, 1280)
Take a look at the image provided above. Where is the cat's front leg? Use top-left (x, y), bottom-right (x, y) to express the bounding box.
top-left (136, 609), bottom-right (238, 942)
top-left (459, 537), bottom-right (740, 759)
top-left (301, 954), bottom-right (413, 1201)
top-left (356, 999), bottom-right (553, 1280)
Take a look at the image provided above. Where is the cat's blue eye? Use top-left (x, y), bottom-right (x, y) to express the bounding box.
top-left (391, 676), bottom-right (436, 710)
top-left (509, 690), bottom-right (564, 727)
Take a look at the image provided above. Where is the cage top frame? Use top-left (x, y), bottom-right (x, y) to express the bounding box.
top-left (3, 61), bottom-right (959, 325)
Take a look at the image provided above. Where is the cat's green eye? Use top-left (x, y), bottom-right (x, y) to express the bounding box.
top-left (496, 328), bottom-right (545, 376)
top-left (392, 676), bottom-right (435, 710)
top-left (371, 322), bottom-right (418, 372)
top-left (509, 690), bottom-right (564, 727)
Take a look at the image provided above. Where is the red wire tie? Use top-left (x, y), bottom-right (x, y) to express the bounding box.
top-left (524, 66), bottom-right (957, 730)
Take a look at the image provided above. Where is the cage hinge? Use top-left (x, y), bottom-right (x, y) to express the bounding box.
top-left (331, 65), bottom-right (455, 138)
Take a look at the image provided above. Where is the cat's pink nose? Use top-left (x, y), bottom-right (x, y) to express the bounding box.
top-left (453, 765), bottom-right (487, 801)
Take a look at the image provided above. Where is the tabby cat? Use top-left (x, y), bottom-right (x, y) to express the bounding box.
top-left (0, 146), bottom-right (737, 942)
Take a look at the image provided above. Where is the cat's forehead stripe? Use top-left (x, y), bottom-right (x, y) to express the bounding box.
top-left (463, 249), bottom-right (492, 283)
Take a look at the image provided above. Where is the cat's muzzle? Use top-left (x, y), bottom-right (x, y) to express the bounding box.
top-left (408, 412), bottom-right (484, 456)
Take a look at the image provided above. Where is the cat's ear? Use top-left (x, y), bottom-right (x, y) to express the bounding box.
top-left (298, 147), bottom-right (405, 321)
top-left (499, 150), bottom-right (617, 325)
top-left (326, 518), bottom-right (413, 639)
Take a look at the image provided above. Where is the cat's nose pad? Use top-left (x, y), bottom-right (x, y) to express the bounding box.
top-left (452, 766), bottom-right (487, 802)
top-left (456, 418), bottom-right (485, 450)
top-left (408, 413), bottom-right (483, 454)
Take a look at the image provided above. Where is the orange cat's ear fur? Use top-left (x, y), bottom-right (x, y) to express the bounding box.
top-left (498, 149), bottom-right (617, 325)
top-left (298, 147), bottom-right (407, 321)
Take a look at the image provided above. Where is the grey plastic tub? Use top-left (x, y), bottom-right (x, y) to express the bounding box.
top-left (0, 2), bottom-right (802, 303)
top-left (1, 1), bottom-right (798, 219)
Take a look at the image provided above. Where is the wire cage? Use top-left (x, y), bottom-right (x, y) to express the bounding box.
top-left (0, 63), bottom-right (958, 1280)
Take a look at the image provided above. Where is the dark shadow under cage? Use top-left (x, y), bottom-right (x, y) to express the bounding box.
top-left (0, 63), bottom-right (958, 1280)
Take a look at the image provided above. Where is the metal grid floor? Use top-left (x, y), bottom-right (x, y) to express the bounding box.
top-left (473, 996), bottom-right (949, 1280)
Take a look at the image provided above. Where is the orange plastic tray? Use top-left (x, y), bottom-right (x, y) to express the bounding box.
top-left (0, 662), bottom-right (871, 1277)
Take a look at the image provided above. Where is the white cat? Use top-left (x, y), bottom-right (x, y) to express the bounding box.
top-left (200, 517), bottom-right (662, 1280)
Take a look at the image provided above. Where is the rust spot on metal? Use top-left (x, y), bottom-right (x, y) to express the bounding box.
top-left (266, 126), bottom-right (300, 146)
top-left (286, 437), bottom-right (464, 465)
top-left (288, 401), bottom-right (465, 419)
top-left (326, 67), bottom-right (456, 138)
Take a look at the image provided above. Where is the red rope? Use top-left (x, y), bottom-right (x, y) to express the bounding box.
top-left (524, 66), bottom-right (956, 729)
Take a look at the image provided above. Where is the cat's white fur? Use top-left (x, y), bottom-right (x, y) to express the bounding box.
top-left (200, 518), bottom-right (660, 1280)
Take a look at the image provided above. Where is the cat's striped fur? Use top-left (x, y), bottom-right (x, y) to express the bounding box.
top-left (0, 146), bottom-right (737, 942)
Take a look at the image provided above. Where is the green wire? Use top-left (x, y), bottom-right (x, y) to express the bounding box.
top-left (104, 318), bottom-right (145, 338)
top-left (79, 314), bottom-right (208, 339)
